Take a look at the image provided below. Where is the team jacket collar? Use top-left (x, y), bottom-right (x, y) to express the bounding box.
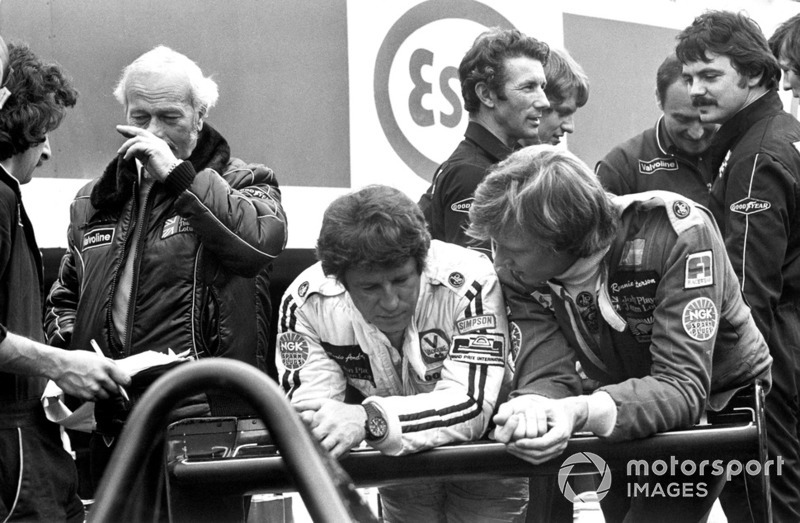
top-left (90, 123), bottom-right (231, 212)
top-left (709, 90), bottom-right (782, 168)
top-left (0, 163), bottom-right (21, 195)
top-left (464, 121), bottom-right (514, 163)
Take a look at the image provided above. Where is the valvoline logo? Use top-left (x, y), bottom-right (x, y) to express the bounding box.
top-left (730, 197), bottom-right (771, 215)
top-left (638, 158), bottom-right (678, 174)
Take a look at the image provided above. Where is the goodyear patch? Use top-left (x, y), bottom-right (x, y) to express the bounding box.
top-left (609, 270), bottom-right (658, 343)
top-left (672, 200), bottom-right (691, 219)
top-left (278, 332), bottom-right (309, 370)
top-left (638, 158), bottom-right (679, 174)
top-left (682, 297), bottom-right (718, 341)
top-left (241, 187), bottom-right (270, 200)
top-left (456, 314), bottom-right (497, 334)
top-left (685, 251), bottom-right (713, 289)
top-left (450, 198), bottom-right (472, 213)
top-left (449, 333), bottom-right (505, 366)
top-left (448, 272), bottom-right (465, 287)
top-left (82, 227), bottom-right (115, 251)
top-left (298, 281), bottom-right (309, 298)
top-left (161, 215), bottom-right (193, 239)
top-left (321, 342), bottom-right (374, 384)
top-left (730, 197), bottom-right (771, 216)
top-left (509, 322), bottom-right (522, 372)
top-left (419, 329), bottom-right (449, 364)
top-left (618, 239), bottom-right (645, 270)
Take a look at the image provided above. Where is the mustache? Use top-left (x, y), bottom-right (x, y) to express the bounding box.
top-left (692, 96), bottom-right (717, 107)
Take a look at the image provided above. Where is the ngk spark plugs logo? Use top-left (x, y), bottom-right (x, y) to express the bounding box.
top-left (348, 0), bottom-right (559, 195)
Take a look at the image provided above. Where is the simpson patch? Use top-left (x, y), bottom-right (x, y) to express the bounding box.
top-left (82, 227), bottom-right (115, 251)
top-left (682, 297), bottom-right (718, 341)
top-left (449, 333), bottom-right (505, 366)
top-left (161, 215), bottom-right (194, 239)
top-left (638, 158), bottom-right (679, 174)
top-left (685, 251), bottom-right (713, 289)
top-left (730, 197), bottom-right (771, 215)
top-left (456, 314), bottom-right (497, 334)
top-left (419, 329), bottom-right (449, 364)
top-left (278, 332), bottom-right (309, 370)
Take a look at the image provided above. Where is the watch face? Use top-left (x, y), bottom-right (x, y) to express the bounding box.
top-left (368, 416), bottom-right (388, 438)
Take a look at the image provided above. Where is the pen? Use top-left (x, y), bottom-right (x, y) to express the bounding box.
top-left (90, 339), bottom-right (131, 403)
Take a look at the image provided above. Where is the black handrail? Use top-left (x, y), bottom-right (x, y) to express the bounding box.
top-left (90, 359), bottom-right (358, 523)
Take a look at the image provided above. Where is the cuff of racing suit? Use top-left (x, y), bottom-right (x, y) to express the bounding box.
top-left (162, 160), bottom-right (196, 195)
top-left (362, 397), bottom-right (404, 456)
top-left (582, 391), bottom-right (616, 437)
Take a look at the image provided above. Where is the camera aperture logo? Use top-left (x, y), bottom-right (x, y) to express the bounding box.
top-left (558, 452), bottom-right (612, 502)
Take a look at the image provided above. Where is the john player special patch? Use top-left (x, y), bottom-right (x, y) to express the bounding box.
top-left (320, 342), bottom-right (375, 385)
top-left (161, 215), bottom-right (194, 239)
top-left (609, 270), bottom-right (659, 343)
top-left (449, 333), bottom-right (505, 366)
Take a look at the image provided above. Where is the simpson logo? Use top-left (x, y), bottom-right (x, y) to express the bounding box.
top-left (456, 314), bottom-right (497, 334)
top-left (419, 329), bottom-right (449, 364)
top-left (161, 216), bottom-right (193, 239)
top-left (730, 198), bottom-right (771, 216)
top-left (241, 187), bottom-right (270, 200)
top-left (448, 272), bottom-right (465, 287)
top-left (672, 200), bottom-right (690, 219)
top-left (685, 251), bottom-right (713, 289)
top-left (682, 297), bottom-right (718, 341)
top-left (638, 158), bottom-right (678, 174)
top-left (278, 332), bottom-right (309, 370)
top-left (450, 198), bottom-right (472, 213)
top-left (298, 281), bottom-right (309, 298)
top-left (449, 333), bottom-right (505, 366)
top-left (82, 228), bottom-right (115, 251)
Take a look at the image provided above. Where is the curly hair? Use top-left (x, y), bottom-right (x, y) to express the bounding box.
top-left (676, 10), bottom-right (780, 90)
top-left (769, 12), bottom-right (800, 73)
top-left (316, 185), bottom-right (431, 285)
top-left (0, 42), bottom-right (77, 162)
top-left (460, 27), bottom-right (550, 115)
top-left (468, 146), bottom-right (618, 258)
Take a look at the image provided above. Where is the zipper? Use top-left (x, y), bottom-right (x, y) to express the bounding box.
top-left (122, 181), bottom-right (154, 357)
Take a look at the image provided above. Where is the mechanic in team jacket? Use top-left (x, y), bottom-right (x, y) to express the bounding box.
top-left (596, 53), bottom-right (718, 206)
top-left (678, 11), bottom-right (800, 522)
top-left (276, 185), bottom-right (527, 522)
top-left (469, 147), bottom-right (771, 523)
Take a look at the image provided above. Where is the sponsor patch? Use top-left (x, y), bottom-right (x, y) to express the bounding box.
top-left (682, 297), bottom-right (718, 341)
top-left (298, 281), bottom-right (309, 298)
top-left (531, 289), bottom-right (553, 311)
top-left (450, 198), bottom-right (472, 213)
top-left (576, 292), bottom-right (593, 308)
top-left (161, 215), bottom-right (194, 239)
top-left (618, 239), bottom-right (645, 270)
top-left (672, 200), bottom-right (690, 219)
top-left (574, 292), bottom-right (599, 333)
top-left (456, 314), bottom-right (497, 334)
top-left (638, 158), bottom-right (679, 174)
top-left (419, 329), bottom-right (449, 364)
top-left (609, 270), bottom-right (659, 343)
top-left (82, 227), bottom-right (115, 251)
top-left (448, 272), bottom-right (465, 287)
top-left (278, 332), bottom-right (309, 370)
top-left (321, 342), bottom-right (374, 384)
top-left (685, 251), bottom-right (713, 289)
top-left (449, 333), bottom-right (505, 366)
top-left (240, 187), bottom-right (270, 200)
top-left (730, 197), bottom-right (771, 216)
top-left (509, 322), bottom-right (521, 372)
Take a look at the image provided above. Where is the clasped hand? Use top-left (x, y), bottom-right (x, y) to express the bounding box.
top-left (116, 125), bottom-right (179, 182)
top-left (492, 395), bottom-right (584, 465)
top-left (294, 399), bottom-right (367, 459)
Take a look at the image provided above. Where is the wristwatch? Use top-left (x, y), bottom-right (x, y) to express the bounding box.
top-left (362, 402), bottom-right (388, 442)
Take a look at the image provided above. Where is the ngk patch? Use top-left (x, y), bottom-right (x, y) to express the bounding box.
top-left (82, 227), bottom-right (115, 251)
top-left (278, 332), bottom-right (310, 370)
top-left (682, 297), bottom-right (718, 341)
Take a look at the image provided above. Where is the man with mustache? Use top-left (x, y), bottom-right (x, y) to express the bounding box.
top-left (596, 54), bottom-right (718, 206)
top-left (677, 10), bottom-right (800, 522)
top-left (419, 28), bottom-right (549, 258)
top-left (277, 185), bottom-right (527, 521)
top-left (44, 46), bottom-right (287, 488)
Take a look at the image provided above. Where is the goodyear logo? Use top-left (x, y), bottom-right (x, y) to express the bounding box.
top-left (450, 198), bottom-right (472, 213)
top-left (82, 227), bottom-right (114, 251)
top-left (638, 158), bottom-right (678, 174)
top-left (730, 198), bottom-right (771, 216)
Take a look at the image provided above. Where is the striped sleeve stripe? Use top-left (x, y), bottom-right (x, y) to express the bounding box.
top-left (279, 294), bottom-right (297, 333)
top-left (463, 281), bottom-right (484, 317)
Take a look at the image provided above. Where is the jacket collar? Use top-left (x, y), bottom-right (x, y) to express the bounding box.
top-left (90, 123), bottom-right (231, 212)
top-left (709, 90), bottom-right (781, 168)
top-left (464, 121), bottom-right (514, 163)
top-left (0, 163), bottom-right (21, 196)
